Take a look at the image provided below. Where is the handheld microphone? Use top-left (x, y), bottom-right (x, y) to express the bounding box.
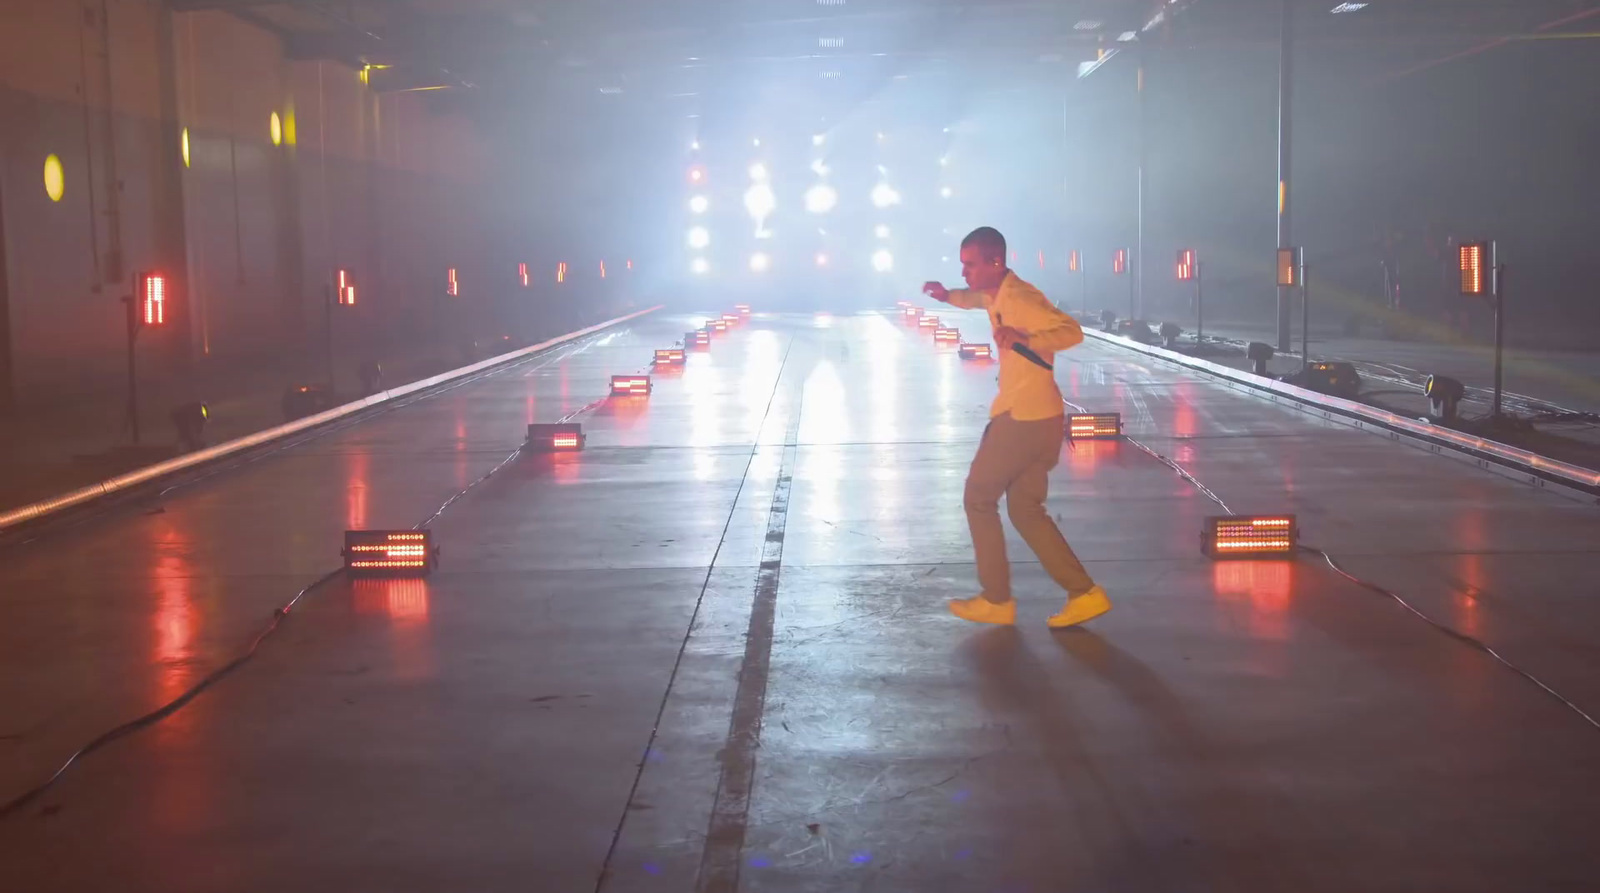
top-left (995, 313), bottom-right (1053, 370)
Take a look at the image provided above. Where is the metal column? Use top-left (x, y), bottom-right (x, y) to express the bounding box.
top-left (1275, 0), bottom-right (1294, 351)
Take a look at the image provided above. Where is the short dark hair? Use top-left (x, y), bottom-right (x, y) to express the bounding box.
top-left (961, 227), bottom-right (1006, 263)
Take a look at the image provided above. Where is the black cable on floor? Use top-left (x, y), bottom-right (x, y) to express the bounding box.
top-left (1104, 406), bottom-right (1600, 733)
top-left (0, 337), bottom-right (633, 822)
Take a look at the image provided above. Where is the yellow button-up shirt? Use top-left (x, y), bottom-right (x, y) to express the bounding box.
top-left (946, 272), bottom-right (1083, 421)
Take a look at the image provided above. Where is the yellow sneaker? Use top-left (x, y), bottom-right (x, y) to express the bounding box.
top-left (948, 596), bottom-right (1017, 625)
top-left (1047, 587), bottom-right (1112, 629)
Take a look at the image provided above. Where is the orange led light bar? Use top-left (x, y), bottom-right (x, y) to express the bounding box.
top-left (1068, 413), bottom-right (1122, 440)
top-left (721, 313), bottom-right (740, 324)
top-left (139, 272), bottom-right (166, 325)
top-left (447, 267), bottom-right (459, 297)
top-left (611, 375), bottom-right (652, 396)
top-left (1459, 242), bottom-right (1487, 296)
top-left (1176, 249), bottom-right (1196, 282)
top-left (903, 306), bottom-right (923, 319)
top-left (527, 422), bottom-right (585, 452)
top-left (1113, 249), bottom-right (1128, 275)
top-left (519, 262), bottom-right (530, 287)
top-left (918, 315), bottom-right (940, 329)
top-left (959, 342), bottom-right (992, 359)
top-left (1069, 250), bottom-right (1081, 273)
top-left (343, 530), bottom-right (438, 576)
top-left (934, 327), bottom-right (960, 343)
top-left (654, 348), bottom-right (686, 365)
top-left (734, 303), bottom-right (752, 315)
top-left (687, 329), bottom-right (711, 348)
top-left (1202, 515), bottom-right (1299, 559)
top-left (335, 269), bottom-right (356, 306)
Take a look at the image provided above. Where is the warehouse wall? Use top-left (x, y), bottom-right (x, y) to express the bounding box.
top-left (0, 0), bottom-right (607, 416)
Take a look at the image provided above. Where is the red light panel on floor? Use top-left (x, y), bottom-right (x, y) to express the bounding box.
top-left (1068, 413), bottom-right (1122, 439)
top-left (654, 348), bottom-right (686, 365)
top-left (139, 272), bottom-right (167, 325)
top-left (903, 307), bottom-right (923, 320)
top-left (527, 422), bottom-right (585, 452)
top-left (721, 313), bottom-right (740, 324)
top-left (1202, 515), bottom-right (1299, 559)
top-left (934, 327), bottom-right (960, 343)
top-left (611, 375), bottom-right (652, 396)
top-left (343, 530), bottom-right (437, 576)
top-left (709, 318), bottom-right (728, 331)
top-left (918, 316), bottom-right (940, 329)
top-left (688, 329), bottom-right (710, 348)
top-left (959, 342), bottom-right (992, 359)
top-left (734, 303), bottom-right (751, 316)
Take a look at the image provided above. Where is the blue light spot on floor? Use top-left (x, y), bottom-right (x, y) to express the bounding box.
top-left (643, 862), bottom-right (661, 875)
top-left (851, 850), bottom-right (873, 864)
top-left (749, 856), bottom-right (772, 869)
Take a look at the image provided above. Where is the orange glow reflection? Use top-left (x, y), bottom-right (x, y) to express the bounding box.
top-left (1065, 438), bottom-right (1113, 471)
top-left (352, 578), bottom-right (431, 622)
top-left (347, 449), bottom-right (370, 530)
top-left (1212, 561), bottom-right (1291, 641)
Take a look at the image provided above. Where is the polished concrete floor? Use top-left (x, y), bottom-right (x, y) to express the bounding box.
top-left (2, 309), bottom-right (1598, 892)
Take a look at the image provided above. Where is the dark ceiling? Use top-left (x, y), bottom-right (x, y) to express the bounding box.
top-left (172, 0), bottom-right (1600, 102)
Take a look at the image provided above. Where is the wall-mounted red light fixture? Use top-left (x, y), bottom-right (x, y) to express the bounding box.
top-left (1069, 250), bottom-right (1080, 273)
top-left (557, 262), bottom-right (567, 284)
top-left (336, 269), bottom-right (356, 305)
top-left (519, 262), bottom-right (530, 287)
top-left (139, 272), bottom-right (166, 325)
top-left (600, 260), bottom-right (607, 279)
top-left (447, 268), bottom-right (459, 296)
top-left (1176, 249), bottom-right (1196, 282)
top-left (1112, 249), bottom-right (1128, 275)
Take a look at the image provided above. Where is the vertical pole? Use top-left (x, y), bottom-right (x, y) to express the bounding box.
top-left (1136, 55), bottom-right (1147, 321)
top-left (0, 173), bottom-right (14, 418)
top-left (324, 283), bottom-right (335, 388)
top-left (1301, 262), bottom-right (1310, 372)
top-left (1128, 265), bottom-right (1135, 322)
top-left (1275, 0), bottom-right (1294, 352)
top-left (1491, 242), bottom-right (1504, 419)
top-left (125, 289), bottom-right (141, 445)
top-left (1196, 261), bottom-right (1204, 344)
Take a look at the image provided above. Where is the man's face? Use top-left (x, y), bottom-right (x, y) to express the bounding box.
top-left (960, 245), bottom-right (1006, 291)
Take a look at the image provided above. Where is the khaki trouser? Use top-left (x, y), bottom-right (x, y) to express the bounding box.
top-left (964, 412), bottom-right (1095, 604)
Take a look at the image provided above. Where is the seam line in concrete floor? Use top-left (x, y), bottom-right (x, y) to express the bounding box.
top-left (594, 334), bottom-right (798, 893)
top-left (698, 418), bottom-right (802, 893)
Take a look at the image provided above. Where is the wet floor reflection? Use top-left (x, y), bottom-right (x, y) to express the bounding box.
top-left (1212, 561), bottom-right (1292, 642)
top-left (351, 579), bottom-right (435, 680)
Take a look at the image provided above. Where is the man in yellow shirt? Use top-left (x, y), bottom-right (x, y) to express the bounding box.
top-left (924, 226), bottom-right (1112, 628)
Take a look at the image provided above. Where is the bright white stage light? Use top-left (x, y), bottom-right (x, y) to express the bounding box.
top-left (744, 183), bottom-right (776, 221)
top-left (872, 249), bottom-right (894, 272)
top-left (812, 133), bottom-right (826, 146)
top-left (749, 252), bottom-right (771, 273)
top-left (748, 162), bottom-right (768, 181)
top-left (691, 257), bottom-right (709, 275)
top-left (940, 186), bottom-right (953, 198)
top-left (815, 252), bottom-right (829, 267)
top-left (809, 158), bottom-right (829, 177)
top-left (805, 183), bottom-right (838, 214)
top-left (870, 182), bottom-right (901, 208)
top-left (689, 195), bottom-right (709, 214)
top-left (687, 226), bottom-right (710, 249)
top-left (874, 224), bottom-right (890, 239)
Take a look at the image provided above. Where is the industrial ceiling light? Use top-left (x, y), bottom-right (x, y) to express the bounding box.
top-left (689, 195), bottom-right (708, 214)
top-left (687, 226), bottom-right (710, 249)
top-left (749, 252), bottom-right (771, 273)
top-left (744, 183), bottom-right (776, 221)
top-left (748, 162), bottom-right (768, 181)
top-left (874, 224), bottom-right (890, 239)
top-left (872, 249), bottom-right (893, 273)
top-left (805, 183), bottom-right (838, 214)
top-left (691, 257), bottom-right (710, 275)
top-left (869, 182), bottom-right (900, 208)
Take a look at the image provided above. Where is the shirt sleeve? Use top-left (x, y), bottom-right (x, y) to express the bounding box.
top-left (1006, 284), bottom-right (1083, 352)
top-left (943, 288), bottom-right (989, 310)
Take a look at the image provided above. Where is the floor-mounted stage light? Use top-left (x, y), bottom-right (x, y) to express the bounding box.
top-left (1202, 515), bottom-right (1298, 559)
top-left (1425, 374), bottom-right (1464, 423)
top-left (282, 383), bottom-right (335, 421)
top-left (611, 375), bottom-right (652, 396)
top-left (1247, 342), bottom-right (1275, 377)
top-left (1067, 413), bottom-right (1122, 440)
top-left (959, 342), bottom-right (992, 360)
top-left (528, 422), bottom-right (585, 452)
top-left (343, 530), bottom-right (438, 577)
